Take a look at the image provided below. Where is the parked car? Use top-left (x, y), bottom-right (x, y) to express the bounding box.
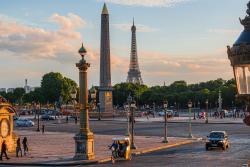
top-left (158, 110), bottom-right (174, 118)
top-left (15, 118), bottom-right (34, 127)
top-left (41, 114), bottom-right (55, 121)
top-left (206, 131), bottom-right (230, 150)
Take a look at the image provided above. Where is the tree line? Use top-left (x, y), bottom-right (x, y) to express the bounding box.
top-left (0, 72), bottom-right (242, 109)
top-left (113, 78), bottom-right (241, 109)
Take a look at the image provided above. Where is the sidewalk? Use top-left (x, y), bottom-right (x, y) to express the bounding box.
top-left (0, 130), bottom-right (197, 166)
top-left (102, 117), bottom-right (244, 124)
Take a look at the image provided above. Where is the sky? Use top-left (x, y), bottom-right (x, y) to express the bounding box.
top-left (0, 0), bottom-right (248, 88)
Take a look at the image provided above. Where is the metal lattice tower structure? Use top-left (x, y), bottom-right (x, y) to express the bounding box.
top-left (127, 19), bottom-right (143, 84)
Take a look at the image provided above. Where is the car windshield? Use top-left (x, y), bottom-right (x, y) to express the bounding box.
top-left (209, 132), bottom-right (224, 138)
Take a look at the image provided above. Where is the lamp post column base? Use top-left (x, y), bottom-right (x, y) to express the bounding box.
top-left (73, 132), bottom-right (95, 160)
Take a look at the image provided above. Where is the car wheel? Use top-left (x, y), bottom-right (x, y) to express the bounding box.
top-left (206, 146), bottom-right (209, 151)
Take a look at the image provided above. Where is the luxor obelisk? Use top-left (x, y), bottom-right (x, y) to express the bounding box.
top-left (99, 3), bottom-right (113, 113)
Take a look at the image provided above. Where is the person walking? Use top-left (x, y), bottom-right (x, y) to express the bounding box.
top-left (16, 138), bottom-right (22, 157)
top-left (22, 137), bottom-right (28, 156)
top-left (0, 140), bottom-right (10, 160)
top-left (42, 124), bottom-right (45, 134)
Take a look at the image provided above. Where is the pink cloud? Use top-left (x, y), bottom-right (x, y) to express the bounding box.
top-left (0, 13), bottom-right (85, 60)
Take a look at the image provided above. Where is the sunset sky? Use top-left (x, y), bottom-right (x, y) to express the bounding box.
top-left (0, 0), bottom-right (247, 88)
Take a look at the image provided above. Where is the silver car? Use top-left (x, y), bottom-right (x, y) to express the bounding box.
top-left (15, 118), bottom-right (35, 127)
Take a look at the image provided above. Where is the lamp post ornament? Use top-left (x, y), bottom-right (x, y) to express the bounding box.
top-left (74, 43), bottom-right (95, 160)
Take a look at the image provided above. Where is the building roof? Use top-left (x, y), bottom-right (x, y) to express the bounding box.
top-left (102, 3), bottom-right (109, 15)
top-left (234, 30), bottom-right (250, 45)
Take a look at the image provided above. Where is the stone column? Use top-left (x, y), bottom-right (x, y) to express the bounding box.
top-left (74, 44), bottom-right (95, 160)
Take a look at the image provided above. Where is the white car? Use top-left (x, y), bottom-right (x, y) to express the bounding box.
top-left (158, 110), bottom-right (174, 117)
top-left (15, 118), bottom-right (34, 127)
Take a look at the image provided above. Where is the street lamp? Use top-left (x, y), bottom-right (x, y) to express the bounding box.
top-left (130, 99), bottom-right (137, 149)
top-left (193, 101), bottom-right (196, 120)
top-left (97, 103), bottom-right (101, 121)
top-left (227, 1), bottom-right (250, 126)
top-left (71, 88), bottom-right (77, 124)
top-left (163, 100), bottom-right (168, 143)
top-left (36, 102), bottom-right (40, 132)
top-left (126, 94), bottom-right (132, 138)
top-left (205, 99), bottom-right (209, 124)
top-left (198, 101), bottom-right (200, 118)
top-left (188, 100), bottom-right (193, 138)
top-left (124, 103), bottom-right (130, 136)
top-left (74, 43), bottom-right (94, 160)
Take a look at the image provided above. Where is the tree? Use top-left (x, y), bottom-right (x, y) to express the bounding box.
top-left (13, 88), bottom-right (25, 104)
top-left (41, 72), bottom-right (78, 103)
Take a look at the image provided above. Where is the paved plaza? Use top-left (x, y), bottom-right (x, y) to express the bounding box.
top-left (0, 130), bottom-right (194, 166)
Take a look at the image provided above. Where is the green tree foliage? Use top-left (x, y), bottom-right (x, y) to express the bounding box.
top-left (41, 72), bottom-right (77, 103)
top-left (113, 78), bottom-right (238, 109)
top-left (113, 83), bottom-right (148, 106)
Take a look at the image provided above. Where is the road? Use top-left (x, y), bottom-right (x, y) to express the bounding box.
top-left (88, 140), bottom-right (250, 167)
top-left (16, 117), bottom-right (250, 166)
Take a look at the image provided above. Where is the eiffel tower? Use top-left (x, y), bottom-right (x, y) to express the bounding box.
top-left (127, 19), bottom-right (143, 84)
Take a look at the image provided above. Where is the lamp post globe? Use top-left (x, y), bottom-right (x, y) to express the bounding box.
top-left (227, 1), bottom-right (250, 126)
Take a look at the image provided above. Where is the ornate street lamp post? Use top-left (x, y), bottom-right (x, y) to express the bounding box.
top-left (193, 102), bottom-right (196, 120)
top-left (74, 43), bottom-right (95, 160)
top-left (163, 100), bottom-right (168, 143)
top-left (71, 88), bottom-right (77, 124)
top-left (227, 1), bottom-right (250, 126)
top-left (188, 100), bottom-right (193, 138)
top-left (130, 99), bottom-right (137, 149)
top-left (36, 102), bottom-right (40, 132)
top-left (205, 99), bottom-right (209, 124)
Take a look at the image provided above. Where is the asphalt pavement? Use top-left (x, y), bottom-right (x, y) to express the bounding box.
top-left (15, 117), bottom-right (250, 167)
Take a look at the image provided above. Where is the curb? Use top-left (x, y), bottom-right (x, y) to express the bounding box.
top-left (167, 121), bottom-right (243, 125)
top-left (97, 119), bottom-right (244, 125)
top-left (0, 139), bottom-right (199, 166)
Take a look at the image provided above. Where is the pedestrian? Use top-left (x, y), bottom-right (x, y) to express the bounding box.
top-left (75, 117), bottom-right (77, 124)
top-left (16, 138), bottom-right (22, 157)
top-left (0, 140), bottom-right (10, 160)
top-left (42, 125), bottom-right (45, 134)
top-left (22, 137), bottom-right (29, 156)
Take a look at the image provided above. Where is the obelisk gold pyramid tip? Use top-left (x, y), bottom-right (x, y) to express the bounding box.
top-left (102, 3), bottom-right (109, 15)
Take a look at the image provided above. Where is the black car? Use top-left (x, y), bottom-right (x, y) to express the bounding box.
top-left (206, 131), bottom-right (230, 150)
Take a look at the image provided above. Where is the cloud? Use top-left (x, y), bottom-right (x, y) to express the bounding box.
top-left (208, 28), bottom-right (241, 35)
top-left (50, 13), bottom-right (86, 30)
top-left (0, 13), bottom-right (86, 61)
top-left (98, 0), bottom-right (189, 7)
top-left (113, 23), bottom-right (159, 32)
